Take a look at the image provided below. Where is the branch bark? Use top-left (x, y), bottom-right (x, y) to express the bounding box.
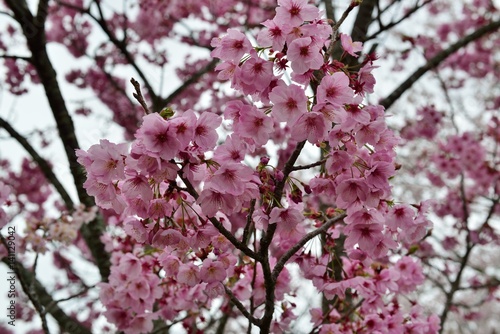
top-left (155, 58), bottom-right (219, 113)
top-left (1, 255), bottom-right (92, 334)
top-left (380, 19), bottom-right (500, 110)
top-left (0, 116), bottom-right (74, 209)
top-left (4, 0), bottom-right (110, 280)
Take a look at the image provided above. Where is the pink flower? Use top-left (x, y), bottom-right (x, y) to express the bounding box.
top-left (125, 314), bottom-right (155, 334)
top-left (325, 150), bottom-right (353, 174)
top-left (197, 188), bottom-right (242, 217)
top-left (158, 254), bottom-right (181, 277)
top-left (239, 56), bottom-right (274, 91)
top-left (177, 263), bottom-right (200, 287)
top-left (136, 113), bottom-right (181, 160)
top-left (213, 135), bottom-right (247, 163)
top-left (393, 257), bottom-right (425, 293)
top-left (358, 62), bottom-right (377, 94)
top-left (257, 19), bottom-right (292, 51)
top-left (211, 28), bottom-right (252, 62)
top-left (238, 106), bottom-right (274, 146)
top-left (147, 199), bottom-right (173, 219)
top-left (275, 0), bottom-right (320, 26)
top-left (128, 276), bottom-right (151, 300)
top-left (170, 110), bottom-right (196, 148)
top-left (200, 259), bottom-right (227, 283)
top-left (269, 84), bottom-right (307, 124)
top-left (151, 229), bottom-right (184, 249)
top-left (84, 139), bottom-right (128, 182)
top-left (365, 160), bottom-right (395, 189)
top-left (344, 221), bottom-right (384, 253)
top-left (291, 112), bottom-right (329, 144)
top-left (335, 177), bottom-right (369, 210)
top-left (205, 282), bottom-right (225, 298)
top-left (322, 276), bottom-right (364, 299)
top-left (207, 163), bottom-right (255, 196)
top-left (269, 206), bottom-right (304, 232)
top-left (287, 37), bottom-right (323, 74)
top-left (340, 33), bottom-right (363, 57)
top-left (194, 112), bottom-right (222, 151)
top-left (123, 218), bottom-right (148, 243)
top-left (355, 119), bottom-right (387, 146)
top-left (316, 72), bottom-right (354, 109)
top-left (121, 174), bottom-right (153, 202)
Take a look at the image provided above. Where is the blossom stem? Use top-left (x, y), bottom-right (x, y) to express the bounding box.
top-left (272, 213), bottom-right (347, 282)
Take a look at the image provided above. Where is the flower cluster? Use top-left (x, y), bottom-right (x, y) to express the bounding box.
top-left (77, 0), bottom-right (436, 331)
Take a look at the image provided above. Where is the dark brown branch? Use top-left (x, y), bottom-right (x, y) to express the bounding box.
top-left (258, 140), bottom-right (307, 333)
top-left (4, 0), bottom-right (110, 280)
top-left (156, 58), bottom-right (219, 113)
top-left (35, 0), bottom-right (49, 26)
top-left (323, 0), bottom-right (335, 22)
top-left (351, 0), bottom-right (377, 42)
top-left (178, 174), bottom-right (261, 261)
top-left (1, 235), bottom-right (49, 333)
top-left (381, 19), bottom-right (500, 110)
top-left (291, 159), bottom-right (326, 171)
top-left (1, 244), bottom-right (91, 334)
top-left (224, 286), bottom-right (261, 326)
top-left (365, 0), bottom-right (434, 41)
top-left (272, 213), bottom-right (347, 281)
top-left (130, 78), bottom-right (151, 114)
top-left (439, 240), bottom-right (475, 332)
top-left (0, 116), bottom-right (74, 209)
top-left (0, 54), bottom-right (32, 61)
top-left (90, 0), bottom-right (159, 106)
top-left (324, 3), bottom-right (358, 62)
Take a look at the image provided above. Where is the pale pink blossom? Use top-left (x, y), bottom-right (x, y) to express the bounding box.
top-left (257, 19), bottom-right (292, 51)
top-left (340, 33), bottom-right (363, 57)
top-left (200, 259), bottom-right (227, 283)
top-left (269, 84), bottom-right (307, 124)
top-left (211, 28), bottom-right (252, 62)
top-left (316, 72), bottom-right (354, 109)
top-left (290, 112), bottom-right (329, 144)
top-left (275, 0), bottom-right (320, 26)
top-left (287, 37), bottom-right (323, 74)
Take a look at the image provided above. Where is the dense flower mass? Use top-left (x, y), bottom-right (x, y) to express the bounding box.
top-left (72, 1), bottom-right (441, 333)
top-left (7, 0), bottom-right (500, 333)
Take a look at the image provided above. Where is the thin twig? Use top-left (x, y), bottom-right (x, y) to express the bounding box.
top-left (0, 116), bottom-right (74, 209)
top-left (178, 173), bottom-right (261, 261)
top-left (381, 19), bottom-right (500, 110)
top-left (365, 0), bottom-right (434, 41)
top-left (291, 159), bottom-right (326, 171)
top-left (224, 286), bottom-right (261, 326)
top-left (0, 54), bottom-right (32, 61)
top-left (324, 3), bottom-right (358, 62)
top-left (1, 235), bottom-right (50, 334)
top-left (130, 78), bottom-right (151, 114)
top-left (272, 213), bottom-right (347, 281)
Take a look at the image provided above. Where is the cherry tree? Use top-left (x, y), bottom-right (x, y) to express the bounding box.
top-left (0, 0), bottom-right (498, 333)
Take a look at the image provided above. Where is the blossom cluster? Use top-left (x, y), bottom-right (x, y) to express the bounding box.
top-left (77, 0), bottom-right (436, 331)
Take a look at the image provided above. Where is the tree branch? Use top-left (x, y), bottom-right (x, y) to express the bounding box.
top-left (0, 54), bottom-right (32, 61)
top-left (130, 78), bottom-right (151, 114)
top-left (1, 247), bottom-right (91, 334)
top-left (365, 0), bottom-right (434, 41)
top-left (0, 116), bottom-right (74, 209)
top-left (381, 19), bottom-right (500, 110)
top-left (178, 174), bottom-right (261, 261)
top-left (272, 213), bottom-right (346, 281)
top-left (156, 58), bottom-right (218, 113)
top-left (1, 236), bottom-right (49, 333)
top-left (4, 0), bottom-right (111, 280)
top-left (224, 286), bottom-right (261, 326)
top-left (89, 0), bottom-right (159, 107)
